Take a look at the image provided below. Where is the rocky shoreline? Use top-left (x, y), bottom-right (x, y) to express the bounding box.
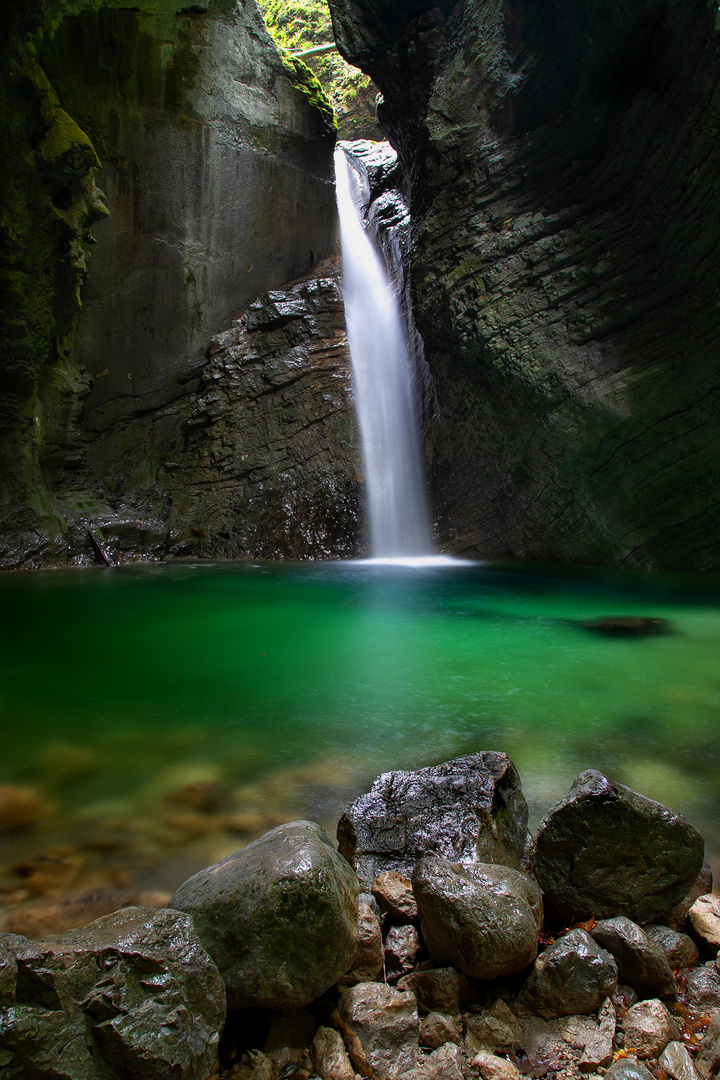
top-left (2, 753), bottom-right (720, 1080)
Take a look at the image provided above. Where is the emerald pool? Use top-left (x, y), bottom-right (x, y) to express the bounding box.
top-left (1, 558), bottom-right (719, 912)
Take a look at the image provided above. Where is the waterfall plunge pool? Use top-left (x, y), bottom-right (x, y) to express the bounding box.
top-left (1, 558), bottom-right (720, 913)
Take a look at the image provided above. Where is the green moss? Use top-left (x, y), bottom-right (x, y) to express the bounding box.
top-left (279, 50), bottom-right (337, 135)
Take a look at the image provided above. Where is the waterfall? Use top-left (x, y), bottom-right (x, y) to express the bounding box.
top-left (334, 146), bottom-right (432, 558)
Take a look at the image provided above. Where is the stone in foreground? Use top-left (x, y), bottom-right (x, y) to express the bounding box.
top-left (689, 895), bottom-right (720, 953)
top-left (590, 917), bottom-right (676, 998)
top-left (604, 1060), bottom-right (656, 1080)
top-left (413, 859), bottom-right (542, 979)
top-left (338, 982), bottom-right (419, 1080)
top-left (622, 999), bottom-right (679, 1060)
top-left (170, 819), bottom-right (359, 1009)
top-left (338, 752), bottom-right (528, 888)
top-left (532, 771), bottom-right (704, 923)
top-left (0, 906), bottom-right (225, 1080)
top-left (515, 929), bottom-right (617, 1019)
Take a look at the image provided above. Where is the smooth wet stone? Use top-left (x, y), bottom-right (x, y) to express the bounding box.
top-left (683, 964), bottom-right (720, 1009)
top-left (531, 771), bottom-right (705, 923)
top-left (590, 917), bottom-right (676, 998)
top-left (385, 923), bottom-right (422, 982)
top-left (622, 999), bottom-right (678, 1059)
top-left (338, 752), bottom-right (528, 888)
top-left (690, 895), bottom-right (720, 953)
top-left (659, 1040), bottom-right (699, 1080)
top-left (169, 819), bottom-right (359, 1010)
top-left (342, 892), bottom-right (384, 985)
top-left (644, 925), bottom-right (699, 969)
top-left (413, 859), bottom-right (542, 980)
top-left (471, 1051), bottom-right (523, 1080)
top-left (0, 906), bottom-right (225, 1080)
top-left (338, 982), bottom-right (419, 1080)
top-left (420, 1012), bottom-right (462, 1049)
top-left (397, 967), bottom-right (474, 1014)
top-left (515, 929), bottom-right (618, 1019)
top-left (604, 1059), bottom-right (656, 1080)
top-left (311, 1027), bottom-right (355, 1080)
top-left (373, 870), bottom-right (419, 922)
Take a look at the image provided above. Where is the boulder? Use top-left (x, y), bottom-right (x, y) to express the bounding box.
top-left (420, 1012), bottom-right (462, 1049)
top-left (397, 968), bottom-right (474, 1015)
top-left (338, 753), bottom-right (528, 888)
top-left (689, 895), bottom-right (720, 953)
top-left (621, 999), bottom-right (679, 1059)
top-left (644, 925), bottom-right (699, 969)
top-left (683, 964), bottom-right (720, 1009)
top-left (0, 906), bottom-right (225, 1080)
top-left (532, 771), bottom-right (705, 923)
top-left (515, 929), bottom-right (618, 1019)
top-left (342, 892), bottom-right (384, 985)
top-left (338, 982), bottom-right (419, 1080)
top-left (373, 870), bottom-right (419, 922)
top-left (169, 820), bottom-right (359, 1010)
top-left (413, 859), bottom-right (542, 980)
top-left (385, 923), bottom-right (422, 982)
top-left (590, 917), bottom-right (676, 998)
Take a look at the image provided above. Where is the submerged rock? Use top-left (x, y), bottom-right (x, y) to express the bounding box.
top-left (0, 786), bottom-right (46, 833)
top-left (0, 906), bottom-right (225, 1080)
top-left (577, 617), bottom-right (670, 637)
top-left (532, 770), bottom-right (704, 923)
top-left (412, 858), bottom-right (542, 980)
top-left (337, 752), bottom-right (528, 888)
top-left (515, 929), bottom-right (618, 1019)
top-left (169, 819), bottom-right (359, 1010)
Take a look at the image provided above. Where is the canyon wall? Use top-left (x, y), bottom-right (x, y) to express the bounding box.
top-left (0, 0), bottom-right (361, 566)
top-left (329, 0), bottom-right (720, 570)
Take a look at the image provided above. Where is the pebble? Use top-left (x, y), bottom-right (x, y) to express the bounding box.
top-left (659, 1040), bottom-right (699, 1080)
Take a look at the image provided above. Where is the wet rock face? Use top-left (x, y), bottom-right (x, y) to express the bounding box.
top-left (1, 0), bottom-right (340, 568)
top-left (0, 905), bottom-right (225, 1080)
top-left (412, 859), bottom-right (543, 980)
top-left (337, 752), bottom-right (528, 888)
top-left (328, 0), bottom-right (720, 571)
top-left (169, 819), bottom-right (360, 1011)
top-left (531, 770), bottom-right (705, 923)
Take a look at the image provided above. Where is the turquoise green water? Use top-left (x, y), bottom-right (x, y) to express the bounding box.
top-left (1, 559), bottom-right (720, 890)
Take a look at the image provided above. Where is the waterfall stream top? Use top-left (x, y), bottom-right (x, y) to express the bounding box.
top-left (334, 146), bottom-right (431, 559)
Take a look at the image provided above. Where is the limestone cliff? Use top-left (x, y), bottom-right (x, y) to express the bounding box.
top-left (1, 0), bottom-right (357, 566)
top-left (328, 0), bottom-right (720, 570)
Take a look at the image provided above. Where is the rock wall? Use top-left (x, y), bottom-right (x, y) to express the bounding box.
top-left (328, 0), bottom-right (720, 571)
top-left (0, 0), bottom-right (359, 567)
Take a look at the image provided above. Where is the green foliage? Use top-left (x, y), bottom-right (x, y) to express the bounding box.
top-left (258, 0), bottom-right (378, 138)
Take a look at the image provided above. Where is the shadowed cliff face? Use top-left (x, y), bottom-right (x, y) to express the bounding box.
top-left (328, 0), bottom-right (720, 570)
top-left (1, 0), bottom-right (350, 567)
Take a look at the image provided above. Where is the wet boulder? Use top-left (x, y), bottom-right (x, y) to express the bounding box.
top-left (531, 771), bottom-right (704, 924)
top-left (644, 925), bottom-right (699, 969)
top-left (170, 819), bottom-right (359, 1010)
top-left (0, 906), bottom-right (225, 1080)
top-left (397, 967), bottom-right (474, 1014)
top-left (337, 752), bottom-right (528, 888)
top-left (590, 917), bottom-right (676, 999)
top-left (412, 859), bottom-right (542, 980)
top-left (621, 999), bottom-right (679, 1060)
top-left (515, 929), bottom-right (618, 1019)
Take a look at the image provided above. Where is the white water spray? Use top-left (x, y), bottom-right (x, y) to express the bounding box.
top-left (335, 147), bottom-right (431, 558)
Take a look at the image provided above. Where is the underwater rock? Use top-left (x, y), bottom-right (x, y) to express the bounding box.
top-left (0, 786), bottom-right (46, 833)
top-left (590, 917), bottom-right (676, 999)
top-left (515, 929), bottom-right (618, 1019)
top-left (577, 617), bottom-right (670, 637)
top-left (337, 752), bottom-right (528, 889)
top-left (5, 887), bottom-right (136, 939)
top-left (0, 905), bottom-right (225, 1080)
top-left (412, 859), bottom-right (542, 980)
top-left (338, 981), bottom-right (419, 1080)
top-left (169, 819), bottom-right (359, 1010)
top-left (532, 770), bottom-right (705, 923)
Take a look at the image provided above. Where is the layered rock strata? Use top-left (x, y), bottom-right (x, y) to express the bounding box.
top-left (328, 0), bottom-right (720, 570)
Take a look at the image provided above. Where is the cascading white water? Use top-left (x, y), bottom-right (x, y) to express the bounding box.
top-left (334, 147), bottom-right (432, 558)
